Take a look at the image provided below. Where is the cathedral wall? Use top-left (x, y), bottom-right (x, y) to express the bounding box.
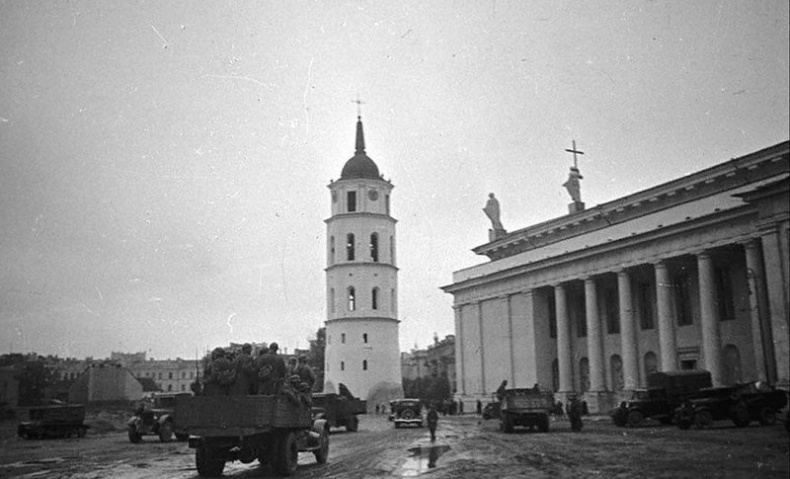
top-left (459, 303), bottom-right (482, 395)
top-left (481, 297), bottom-right (510, 394)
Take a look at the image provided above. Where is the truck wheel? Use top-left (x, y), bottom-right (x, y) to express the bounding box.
top-left (502, 414), bottom-right (514, 433)
top-left (346, 415), bottom-right (359, 432)
top-left (757, 407), bottom-right (776, 426)
top-left (693, 410), bottom-right (714, 429)
top-left (314, 426), bottom-right (329, 465)
top-left (627, 410), bottom-right (644, 428)
top-left (275, 431), bottom-right (299, 477)
top-left (538, 416), bottom-right (550, 433)
top-left (128, 426), bottom-right (142, 444)
top-left (158, 421), bottom-right (174, 443)
top-left (196, 444), bottom-right (225, 478)
top-left (731, 401), bottom-right (751, 427)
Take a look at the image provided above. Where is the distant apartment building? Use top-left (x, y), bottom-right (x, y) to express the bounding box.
top-left (426, 334), bottom-right (456, 392)
top-left (400, 348), bottom-right (428, 381)
top-left (110, 351), bottom-right (203, 394)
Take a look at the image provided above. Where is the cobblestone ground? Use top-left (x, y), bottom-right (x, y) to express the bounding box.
top-left (1, 413), bottom-right (788, 478)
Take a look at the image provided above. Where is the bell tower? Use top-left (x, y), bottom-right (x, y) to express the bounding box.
top-left (323, 114), bottom-right (403, 406)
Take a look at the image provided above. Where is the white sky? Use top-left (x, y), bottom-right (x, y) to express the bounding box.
top-left (1, 0), bottom-right (788, 360)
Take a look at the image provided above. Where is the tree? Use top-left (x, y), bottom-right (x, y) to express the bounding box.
top-left (308, 327), bottom-right (325, 392)
top-left (14, 359), bottom-right (58, 406)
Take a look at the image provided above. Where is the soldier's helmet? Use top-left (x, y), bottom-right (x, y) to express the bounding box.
top-left (269, 342), bottom-right (279, 351)
top-left (298, 354), bottom-right (308, 363)
top-left (241, 343), bottom-right (252, 353)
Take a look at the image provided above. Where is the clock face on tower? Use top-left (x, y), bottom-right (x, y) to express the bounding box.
top-left (368, 189), bottom-right (379, 201)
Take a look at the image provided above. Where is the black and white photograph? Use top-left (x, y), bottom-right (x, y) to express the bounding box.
top-left (1, 1), bottom-right (788, 478)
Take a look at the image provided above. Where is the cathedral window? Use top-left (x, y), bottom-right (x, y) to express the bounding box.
top-left (330, 236), bottom-right (335, 265)
top-left (346, 234), bottom-right (355, 261)
top-left (330, 288), bottom-right (336, 313)
top-left (347, 191), bottom-right (357, 212)
top-left (340, 361), bottom-right (345, 371)
top-left (385, 194), bottom-right (390, 215)
top-left (363, 333), bottom-right (368, 344)
top-left (674, 271), bottom-right (693, 326)
top-left (389, 236), bottom-right (395, 264)
top-left (372, 288), bottom-right (379, 310)
top-left (341, 333), bottom-right (346, 344)
top-left (715, 265), bottom-right (735, 321)
top-left (391, 288), bottom-right (396, 313)
top-left (370, 233), bottom-right (379, 262)
top-left (363, 360), bottom-right (368, 371)
top-left (348, 287), bottom-right (356, 311)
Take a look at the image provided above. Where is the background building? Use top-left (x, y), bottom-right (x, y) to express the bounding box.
top-left (324, 115), bottom-right (403, 406)
top-left (444, 141), bottom-right (789, 413)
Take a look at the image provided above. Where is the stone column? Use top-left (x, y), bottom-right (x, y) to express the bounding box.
top-left (743, 240), bottom-right (774, 382)
top-left (584, 277), bottom-right (606, 392)
top-left (554, 284), bottom-right (573, 393)
top-left (453, 305), bottom-right (465, 395)
top-left (654, 261), bottom-right (678, 372)
top-left (618, 269), bottom-right (639, 390)
top-left (761, 225), bottom-right (790, 388)
top-left (697, 251), bottom-right (723, 386)
top-left (478, 301), bottom-right (486, 394)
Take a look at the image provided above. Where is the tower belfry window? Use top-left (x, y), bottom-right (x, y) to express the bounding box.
top-left (370, 233), bottom-right (379, 262)
top-left (372, 288), bottom-right (379, 310)
top-left (330, 236), bottom-right (335, 265)
top-left (347, 191), bottom-right (357, 212)
top-left (346, 233), bottom-right (355, 261)
top-left (348, 287), bottom-right (356, 311)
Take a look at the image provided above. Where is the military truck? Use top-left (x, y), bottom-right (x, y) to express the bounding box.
top-left (499, 388), bottom-right (554, 433)
top-left (390, 399), bottom-right (423, 428)
top-left (674, 381), bottom-right (788, 430)
top-left (175, 394), bottom-right (329, 477)
top-left (311, 392), bottom-right (366, 432)
top-left (128, 392), bottom-right (191, 443)
top-left (18, 403), bottom-right (88, 439)
top-left (611, 370), bottom-right (712, 427)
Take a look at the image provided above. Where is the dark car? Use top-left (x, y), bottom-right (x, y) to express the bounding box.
top-left (128, 392), bottom-right (191, 443)
top-left (611, 370), bottom-right (712, 427)
top-left (675, 381), bottom-right (788, 430)
top-left (390, 399), bottom-right (423, 428)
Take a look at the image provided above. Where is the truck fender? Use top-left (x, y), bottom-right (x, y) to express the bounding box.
top-left (312, 418), bottom-right (329, 435)
top-left (158, 414), bottom-right (173, 426)
top-left (127, 417), bottom-right (141, 428)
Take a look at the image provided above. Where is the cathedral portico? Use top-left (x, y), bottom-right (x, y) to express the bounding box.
top-left (444, 141), bottom-right (789, 412)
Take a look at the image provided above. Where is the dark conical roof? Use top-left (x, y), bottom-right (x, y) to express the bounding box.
top-left (340, 116), bottom-right (380, 180)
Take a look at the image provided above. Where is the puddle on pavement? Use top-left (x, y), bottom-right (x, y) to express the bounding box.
top-left (400, 445), bottom-right (451, 476)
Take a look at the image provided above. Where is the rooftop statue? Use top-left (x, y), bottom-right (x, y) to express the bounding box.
top-left (483, 193), bottom-right (505, 231)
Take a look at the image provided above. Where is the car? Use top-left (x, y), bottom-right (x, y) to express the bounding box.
top-left (128, 392), bottom-right (191, 443)
top-left (675, 381), bottom-right (788, 430)
top-left (390, 399), bottom-right (423, 428)
top-left (611, 370), bottom-right (712, 427)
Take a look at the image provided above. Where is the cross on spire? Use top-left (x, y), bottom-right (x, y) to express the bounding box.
top-left (351, 95), bottom-right (365, 118)
top-left (565, 140), bottom-right (585, 169)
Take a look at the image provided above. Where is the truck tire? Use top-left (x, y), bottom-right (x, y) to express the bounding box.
top-left (128, 426), bottom-right (142, 444)
top-left (731, 401), bottom-right (751, 428)
top-left (158, 421), bottom-right (173, 443)
top-left (538, 415), bottom-right (550, 433)
top-left (314, 426), bottom-right (329, 465)
top-left (196, 443), bottom-right (225, 478)
top-left (346, 415), bottom-right (359, 432)
top-left (627, 410), bottom-right (644, 428)
top-left (757, 407), bottom-right (776, 426)
top-left (502, 413), bottom-right (514, 433)
top-left (693, 410), bottom-right (713, 429)
top-left (274, 431), bottom-right (299, 477)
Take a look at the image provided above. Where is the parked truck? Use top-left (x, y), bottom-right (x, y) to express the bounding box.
top-left (175, 394), bottom-right (329, 477)
top-left (499, 388), bottom-right (555, 433)
top-left (311, 392), bottom-right (366, 432)
top-left (611, 370), bottom-right (712, 427)
top-left (128, 392), bottom-right (191, 443)
top-left (674, 381), bottom-right (788, 429)
top-left (17, 403), bottom-right (89, 439)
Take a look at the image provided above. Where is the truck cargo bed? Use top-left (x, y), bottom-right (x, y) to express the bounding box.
top-left (175, 395), bottom-right (311, 437)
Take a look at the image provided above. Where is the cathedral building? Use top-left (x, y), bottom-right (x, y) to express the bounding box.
top-left (323, 115), bottom-right (403, 406)
top-left (443, 141), bottom-right (789, 413)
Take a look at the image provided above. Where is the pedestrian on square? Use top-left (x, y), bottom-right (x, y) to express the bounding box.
top-left (427, 404), bottom-right (439, 442)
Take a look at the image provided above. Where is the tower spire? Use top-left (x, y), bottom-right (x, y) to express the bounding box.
top-left (352, 96), bottom-right (366, 154)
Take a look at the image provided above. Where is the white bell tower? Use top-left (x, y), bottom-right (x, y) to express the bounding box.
top-left (324, 114), bottom-right (403, 406)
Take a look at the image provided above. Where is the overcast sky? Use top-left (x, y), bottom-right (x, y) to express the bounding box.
top-left (1, 1), bottom-right (788, 360)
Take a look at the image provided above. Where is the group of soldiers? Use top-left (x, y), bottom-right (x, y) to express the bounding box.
top-left (196, 342), bottom-right (316, 406)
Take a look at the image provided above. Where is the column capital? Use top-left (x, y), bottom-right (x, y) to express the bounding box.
top-left (696, 250), bottom-right (713, 261)
top-left (653, 260), bottom-right (668, 269)
top-left (617, 268), bottom-right (631, 278)
top-left (551, 282), bottom-right (566, 290)
top-left (741, 237), bottom-right (761, 250)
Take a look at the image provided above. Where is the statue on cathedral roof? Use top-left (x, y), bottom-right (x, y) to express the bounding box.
top-left (483, 193), bottom-right (506, 236)
top-left (563, 166), bottom-right (583, 203)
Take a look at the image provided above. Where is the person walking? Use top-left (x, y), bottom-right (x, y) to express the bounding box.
top-left (427, 404), bottom-right (439, 442)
